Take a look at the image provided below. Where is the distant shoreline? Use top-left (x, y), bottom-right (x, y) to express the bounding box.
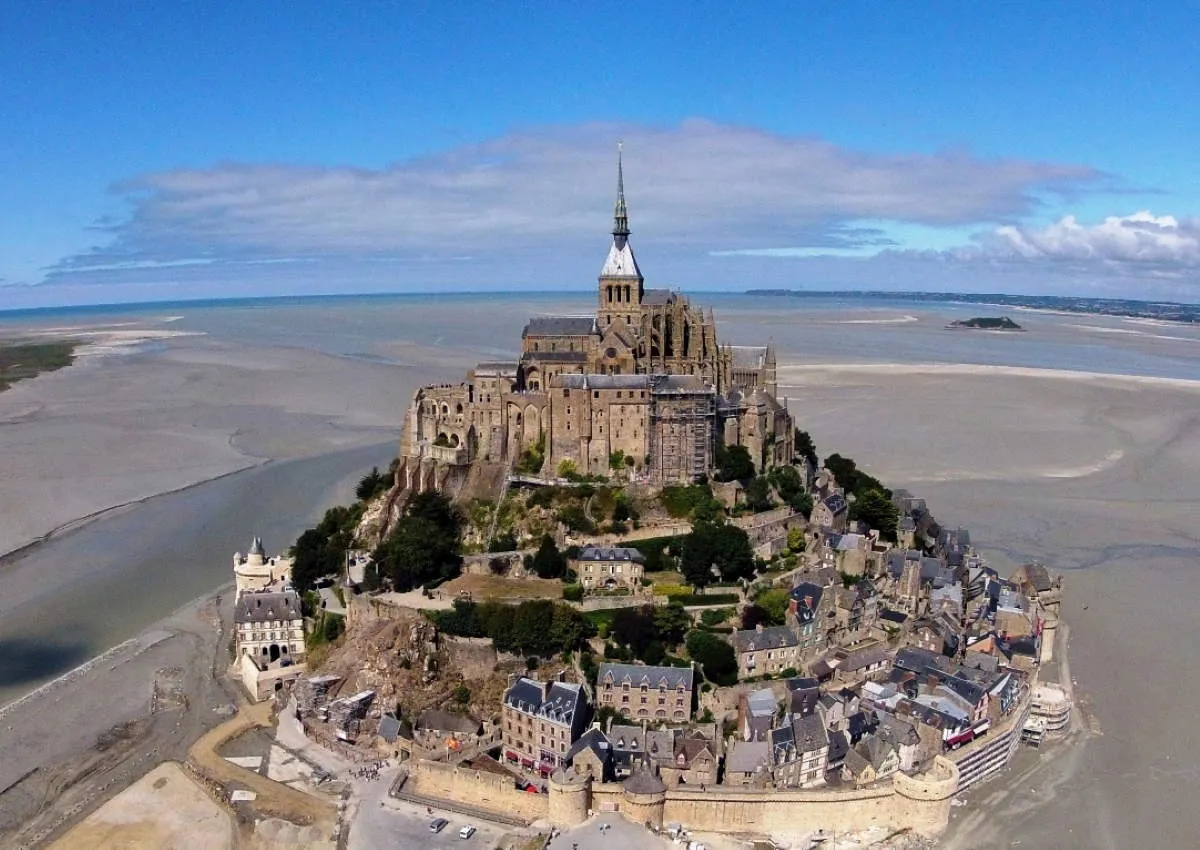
top-left (3, 288), bottom-right (1199, 321)
top-left (745, 289), bottom-right (1200, 324)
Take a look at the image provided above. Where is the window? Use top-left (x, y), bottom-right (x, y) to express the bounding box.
top-left (593, 391), bottom-right (599, 399)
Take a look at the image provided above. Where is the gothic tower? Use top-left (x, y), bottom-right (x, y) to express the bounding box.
top-left (598, 144), bottom-right (644, 327)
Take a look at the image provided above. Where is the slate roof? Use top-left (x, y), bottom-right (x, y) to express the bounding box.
top-left (503, 677), bottom-right (584, 726)
top-left (472, 362), bottom-right (518, 377)
top-left (565, 727), bottom-right (612, 764)
top-left (555, 373), bottom-right (651, 390)
top-left (732, 625), bottom-right (799, 653)
top-left (825, 729), bottom-right (850, 766)
top-left (378, 713), bottom-right (402, 743)
top-left (726, 740), bottom-right (770, 774)
top-left (640, 288), bottom-right (675, 305)
top-left (601, 240), bottom-right (643, 279)
top-left (786, 677), bottom-right (821, 715)
top-left (1017, 562), bottom-right (1053, 592)
top-left (879, 608), bottom-right (907, 625)
top-left (730, 345), bottom-right (768, 369)
top-left (235, 591), bottom-right (302, 624)
top-left (577, 546), bottom-right (645, 563)
top-left (416, 709), bottom-right (480, 735)
top-left (792, 712), bottom-right (829, 753)
top-left (822, 493), bottom-right (848, 516)
top-left (789, 582), bottom-right (825, 624)
top-left (523, 316), bottom-right (597, 337)
top-left (745, 688), bottom-right (776, 717)
top-left (598, 662), bottom-right (694, 691)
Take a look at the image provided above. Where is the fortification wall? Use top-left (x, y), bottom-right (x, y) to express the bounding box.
top-left (409, 760), bottom-right (549, 821)
top-left (412, 755), bottom-right (955, 839)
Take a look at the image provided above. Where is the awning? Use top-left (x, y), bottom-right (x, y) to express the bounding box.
top-left (521, 757), bottom-right (534, 768)
top-left (505, 750), bottom-right (519, 762)
top-left (538, 764), bottom-right (552, 775)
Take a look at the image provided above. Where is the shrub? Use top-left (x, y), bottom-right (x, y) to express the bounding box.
top-left (562, 584), bottom-right (584, 602)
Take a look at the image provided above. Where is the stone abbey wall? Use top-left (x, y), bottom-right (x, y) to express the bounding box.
top-left (415, 756), bottom-right (958, 839)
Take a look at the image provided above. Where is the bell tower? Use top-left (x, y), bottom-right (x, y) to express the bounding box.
top-left (598, 143), bottom-right (644, 326)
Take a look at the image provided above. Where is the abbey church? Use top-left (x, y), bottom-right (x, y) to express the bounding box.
top-left (398, 152), bottom-right (795, 493)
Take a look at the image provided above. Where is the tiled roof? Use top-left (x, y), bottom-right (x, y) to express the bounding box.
top-left (554, 373), bottom-right (651, 390)
top-left (640, 288), bottom-right (674, 305)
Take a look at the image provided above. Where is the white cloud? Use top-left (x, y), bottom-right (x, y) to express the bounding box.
top-left (981, 211), bottom-right (1200, 269)
top-left (47, 120), bottom-right (1100, 281)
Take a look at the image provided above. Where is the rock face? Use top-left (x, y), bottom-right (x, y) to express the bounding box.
top-left (320, 596), bottom-right (523, 723)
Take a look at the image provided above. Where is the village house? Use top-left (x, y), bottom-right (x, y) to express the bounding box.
top-left (572, 545), bottom-right (646, 591)
top-left (501, 674), bottom-right (589, 775)
top-left (723, 739), bottom-right (772, 786)
top-left (810, 491), bottom-right (849, 532)
top-left (737, 688), bottom-right (778, 742)
top-left (234, 589), bottom-right (306, 700)
top-left (731, 624), bottom-right (801, 680)
top-left (564, 727), bottom-right (615, 780)
top-left (842, 734), bottom-right (901, 787)
top-left (769, 712), bottom-right (830, 788)
top-left (596, 662), bottom-right (694, 722)
top-left (650, 728), bottom-right (719, 787)
top-left (787, 581), bottom-right (831, 657)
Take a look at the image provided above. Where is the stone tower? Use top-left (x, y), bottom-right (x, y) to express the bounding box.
top-left (598, 143), bottom-right (644, 328)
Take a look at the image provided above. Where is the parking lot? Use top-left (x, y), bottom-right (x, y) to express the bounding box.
top-left (348, 795), bottom-right (513, 850)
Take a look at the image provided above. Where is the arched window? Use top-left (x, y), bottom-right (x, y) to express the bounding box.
top-left (624, 284), bottom-right (631, 303)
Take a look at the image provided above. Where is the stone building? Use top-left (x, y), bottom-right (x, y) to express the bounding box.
top-left (572, 545), bottom-right (646, 591)
top-left (596, 662), bottom-right (695, 722)
top-left (396, 151), bottom-right (795, 495)
top-left (732, 624), bottom-right (801, 680)
top-left (501, 675), bottom-right (589, 775)
top-left (233, 590), bottom-right (306, 700)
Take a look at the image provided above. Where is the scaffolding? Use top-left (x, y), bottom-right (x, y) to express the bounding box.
top-left (649, 377), bottom-right (715, 485)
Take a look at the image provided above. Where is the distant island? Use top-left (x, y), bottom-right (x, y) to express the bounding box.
top-left (946, 316), bottom-right (1024, 331)
top-left (744, 289), bottom-right (1200, 324)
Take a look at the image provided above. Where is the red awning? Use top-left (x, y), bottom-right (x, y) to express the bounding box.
top-left (505, 750), bottom-right (519, 762)
top-left (521, 757), bottom-right (534, 768)
top-left (538, 764), bottom-right (552, 775)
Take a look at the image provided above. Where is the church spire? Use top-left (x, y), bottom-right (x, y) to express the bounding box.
top-left (613, 141), bottom-right (630, 243)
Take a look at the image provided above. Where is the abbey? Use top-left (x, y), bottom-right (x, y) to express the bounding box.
top-left (399, 152), bottom-right (795, 492)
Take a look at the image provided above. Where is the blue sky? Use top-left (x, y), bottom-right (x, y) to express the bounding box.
top-left (3, 1), bottom-right (1200, 308)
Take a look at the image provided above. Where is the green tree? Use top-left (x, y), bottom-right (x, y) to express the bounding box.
top-left (608, 450), bottom-right (626, 471)
top-left (489, 531), bottom-right (518, 552)
top-left (531, 534), bottom-right (568, 579)
top-left (681, 520), bottom-right (755, 588)
top-left (611, 606), bottom-right (658, 656)
top-left (850, 488), bottom-right (899, 541)
top-left (451, 684), bottom-right (471, 706)
top-left (372, 490), bottom-right (463, 591)
top-left (744, 477), bottom-right (774, 512)
top-left (652, 603), bottom-right (692, 647)
top-left (686, 630), bottom-right (738, 686)
top-left (794, 429), bottom-right (818, 466)
top-left (740, 604), bottom-right (772, 630)
top-left (715, 444), bottom-right (755, 482)
top-left (787, 527), bottom-right (807, 553)
top-left (754, 587), bottom-right (790, 625)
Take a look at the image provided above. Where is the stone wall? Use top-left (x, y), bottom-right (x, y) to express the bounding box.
top-left (409, 760), bottom-right (549, 821)
top-left (409, 755), bottom-right (958, 840)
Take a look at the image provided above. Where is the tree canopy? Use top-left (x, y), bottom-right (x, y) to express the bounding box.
top-left (372, 490), bottom-right (463, 591)
top-left (531, 534), bottom-right (568, 579)
top-left (680, 519), bottom-right (755, 588)
top-left (433, 598), bottom-right (588, 656)
top-left (850, 488), bottom-right (900, 541)
top-left (686, 630), bottom-right (738, 686)
top-left (290, 504), bottom-right (362, 592)
top-left (715, 444), bottom-right (756, 482)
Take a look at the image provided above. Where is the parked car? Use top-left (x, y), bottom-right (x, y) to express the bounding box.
top-left (459, 825), bottom-right (477, 839)
top-left (429, 818), bottom-right (448, 833)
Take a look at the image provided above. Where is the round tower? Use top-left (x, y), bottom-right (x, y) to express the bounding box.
top-left (548, 770), bottom-right (590, 827)
top-left (621, 770), bottom-right (666, 830)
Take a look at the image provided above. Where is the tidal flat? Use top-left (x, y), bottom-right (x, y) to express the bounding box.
top-left (1, 292), bottom-right (1198, 846)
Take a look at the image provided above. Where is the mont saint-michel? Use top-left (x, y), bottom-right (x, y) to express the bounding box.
top-left (397, 152), bottom-right (792, 497)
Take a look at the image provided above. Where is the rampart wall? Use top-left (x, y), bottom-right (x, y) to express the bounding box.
top-left (409, 760), bottom-right (549, 821)
top-left (413, 756), bottom-right (958, 839)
